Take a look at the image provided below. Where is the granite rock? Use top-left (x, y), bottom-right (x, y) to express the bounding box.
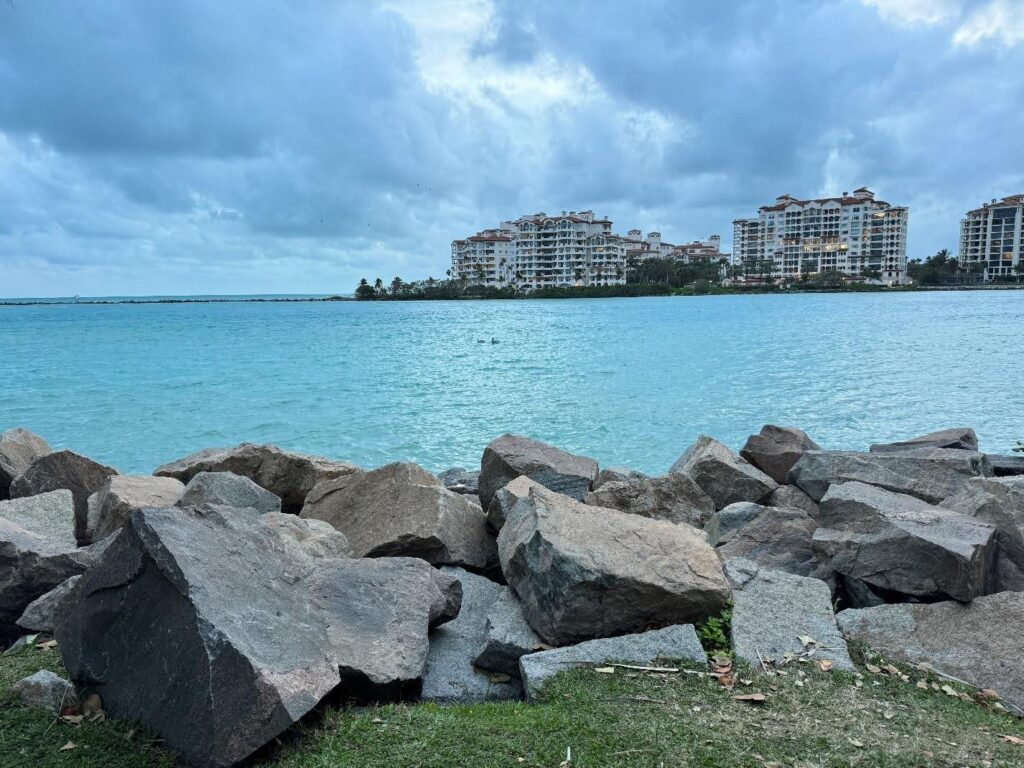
top-left (870, 427), bottom-right (978, 453)
top-left (0, 429), bottom-right (51, 500)
top-left (740, 425), bottom-right (821, 484)
top-left (478, 434), bottom-right (598, 509)
top-left (438, 468), bottom-right (480, 495)
top-left (584, 473), bottom-right (715, 526)
top-left (12, 670), bottom-right (76, 714)
top-left (176, 471), bottom-right (280, 514)
top-left (16, 575), bottom-right (81, 633)
top-left (940, 476), bottom-right (1024, 591)
top-left (473, 587), bottom-right (544, 677)
top-left (86, 474), bottom-right (185, 542)
top-left (765, 484), bottom-right (820, 517)
top-left (670, 435), bottom-right (777, 510)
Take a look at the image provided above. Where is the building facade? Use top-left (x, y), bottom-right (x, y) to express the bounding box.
top-left (959, 194), bottom-right (1024, 281)
top-left (732, 188), bottom-right (908, 285)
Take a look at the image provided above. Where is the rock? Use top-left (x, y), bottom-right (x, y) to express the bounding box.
top-left (85, 475), bottom-right (185, 543)
top-left (1, 428), bottom-right (52, 456)
top-left (519, 625), bottom-right (706, 700)
top-left (17, 575), bottom-right (81, 633)
top-left (765, 484), bottom-right (820, 517)
top-left (301, 462), bottom-right (496, 570)
top-left (670, 435), bottom-right (777, 510)
top-left (0, 429), bottom-right (51, 500)
top-left (421, 568), bottom-right (522, 703)
top-left (438, 468), bottom-right (479, 495)
top-left (704, 503), bottom-right (830, 582)
top-left (498, 484), bottom-right (729, 646)
top-left (870, 427), bottom-right (978, 453)
top-left (941, 476), bottom-right (1024, 591)
top-left (584, 473), bottom-right (715, 527)
top-left (473, 587), bottom-right (544, 677)
top-left (740, 425), bottom-right (821, 484)
top-left (56, 503), bottom-right (461, 768)
top-left (176, 471), bottom-right (280, 514)
top-left (726, 559), bottom-right (853, 672)
top-left (837, 592), bottom-right (1024, 714)
top-left (154, 442), bottom-right (360, 513)
top-left (9, 450), bottom-right (118, 544)
top-left (0, 491), bottom-right (106, 642)
top-left (12, 670), bottom-right (76, 715)
top-left (814, 481), bottom-right (997, 602)
top-left (838, 576), bottom-right (888, 609)
top-left (987, 454), bottom-right (1024, 477)
top-left (478, 434), bottom-right (599, 509)
top-left (486, 475), bottom-right (538, 533)
top-left (789, 448), bottom-right (992, 504)
top-left (593, 466), bottom-right (647, 488)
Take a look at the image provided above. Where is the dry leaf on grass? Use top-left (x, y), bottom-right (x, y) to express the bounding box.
top-left (59, 741), bottom-right (77, 751)
top-left (1000, 735), bottom-right (1024, 746)
top-left (593, 667), bottom-right (615, 674)
top-left (732, 693), bottom-right (767, 704)
top-left (818, 659), bottom-right (834, 672)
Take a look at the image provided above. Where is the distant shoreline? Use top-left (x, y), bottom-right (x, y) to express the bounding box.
top-left (2, 283), bottom-right (1023, 307)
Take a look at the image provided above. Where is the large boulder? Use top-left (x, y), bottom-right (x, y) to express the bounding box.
top-left (814, 481), bottom-right (997, 602)
top-left (837, 592), bottom-right (1024, 714)
top-left (473, 587), bottom-right (544, 677)
top-left (988, 454), bottom-right (1024, 477)
top-left (941, 476), bottom-right (1024, 592)
top-left (176, 471), bottom-right (280, 514)
top-left (85, 475), bottom-right (185, 543)
top-left (437, 468), bottom-right (479, 495)
top-left (765, 484), bottom-right (820, 517)
top-left (498, 484), bottom-right (729, 646)
top-left (670, 435), bottom-right (777, 510)
top-left (486, 475), bottom-right (538, 533)
top-left (12, 670), bottom-right (77, 715)
top-left (583, 473), bottom-right (715, 527)
top-left (870, 427), bottom-right (978, 453)
top-left (0, 491), bottom-right (106, 642)
top-left (593, 467), bottom-right (647, 488)
top-left (300, 462), bottom-right (495, 570)
top-left (9, 450), bottom-right (118, 544)
top-left (729, 561), bottom-right (856, 671)
top-left (17, 575), bottom-right (81, 633)
top-left (519, 625), bottom-right (706, 700)
top-left (154, 442), bottom-right (360, 513)
top-left (726, 559), bottom-right (852, 672)
top-left (740, 425), bottom-right (821, 484)
top-left (478, 434), bottom-right (598, 510)
top-left (0, 429), bottom-right (51, 500)
top-left (56, 504), bottom-right (461, 768)
top-left (421, 568), bottom-right (522, 703)
top-left (789, 448), bottom-right (992, 504)
top-left (704, 503), bottom-right (830, 582)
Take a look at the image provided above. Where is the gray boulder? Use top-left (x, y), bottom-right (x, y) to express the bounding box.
top-left (478, 434), bottom-right (598, 509)
top-left (301, 462), bottom-right (495, 570)
top-left (941, 476), bottom-right (1024, 591)
top-left (0, 429), bottom-right (51, 500)
top-left (988, 454), bottom-right (1024, 477)
top-left (593, 466), bottom-right (648, 488)
top-left (740, 425), bottom-right (821, 484)
top-left (0, 491), bottom-right (106, 641)
top-left (473, 587), bottom-right (544, 677)
top-left (421, 568), bottom-right (522, 703)
top-left (9, 450), bottom-right (118, 544)
top-left (814, 481), bottom-right (997, 602)
top-left (726, 558), bottom-right (853, 672)
top-left (765, 484), bottom-right (820, 517)
top-left (870, 427), bottom-right (978, 453)
top-left (17, 575), bottom-right (81, 633)
top-left (705, 503), bottom-right (830, 582)
top-left (12, 670), bottom-right (77, 715)
top-left (177, 471), bottom-right (280, 514)
top-left (520, 625), bottom-right (706, 700)
top-left (486, 475), bottom-right (539, 533)
top-left (837, 592), bottom-right (1024, 714)
top-left (438, 468), bottom-right (479, 495)
top-left (670, 435), bottom-right (777, 510)
top-left (86, 474), bottom-right (186, 543)
top-left (789, 448), bottom-right (991, 504)
top-left (584, 473), bottom-right (715, 527)
top-left (56, 504), bottom-right (461, 768)
top-left (154, 442), bottom-right (360, 513)
top-left (498, 484), bottom-right (729, 646)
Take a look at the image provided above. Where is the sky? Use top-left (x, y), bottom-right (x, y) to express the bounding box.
top-left (1, 0), bottom-right (1022, 297)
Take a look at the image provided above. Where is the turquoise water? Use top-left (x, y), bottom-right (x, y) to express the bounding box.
top-left (1, 293), bottom-right (1021, 475)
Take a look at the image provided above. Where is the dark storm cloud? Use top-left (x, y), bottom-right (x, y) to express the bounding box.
top-left (0, 0), bottom-right (1021, 296)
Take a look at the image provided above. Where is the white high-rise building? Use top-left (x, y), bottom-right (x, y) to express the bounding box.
top-left (732, 188), bottom-right (908, 285)
top-left (959, 194), bottom-right (1024, 281)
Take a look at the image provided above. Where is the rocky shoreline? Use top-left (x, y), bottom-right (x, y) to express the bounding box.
top-left (1, 425), bottom-right (1023, 767)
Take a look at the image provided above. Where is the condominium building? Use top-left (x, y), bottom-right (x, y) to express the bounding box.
top-left (732, 188), bottom-right (908, 285)
top-left (959, 194), bottom-right (1024, 281)
top-left (673, 235), bottom-right (723, 263)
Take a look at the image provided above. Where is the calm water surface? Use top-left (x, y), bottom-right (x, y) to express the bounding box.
top-left (1, 293), bottom-right (1021, 475)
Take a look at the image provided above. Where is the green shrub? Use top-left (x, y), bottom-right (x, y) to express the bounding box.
top-left (696, 601), bottom-right (732, 655)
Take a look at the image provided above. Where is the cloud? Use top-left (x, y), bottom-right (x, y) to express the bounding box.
top-left (0, 0), bottom-right (1021, 296)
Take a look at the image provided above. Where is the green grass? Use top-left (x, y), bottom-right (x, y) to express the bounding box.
top-left (3, 641), bottom-right (1023, 767)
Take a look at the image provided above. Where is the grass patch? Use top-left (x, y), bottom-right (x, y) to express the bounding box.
top-left (2, 643), bottom-right (1022, 767)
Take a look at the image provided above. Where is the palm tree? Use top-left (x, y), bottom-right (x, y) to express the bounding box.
top-left (373, 278), bottom-right (384, 295)
top-left (390, 277), bottom-right (403, 296)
